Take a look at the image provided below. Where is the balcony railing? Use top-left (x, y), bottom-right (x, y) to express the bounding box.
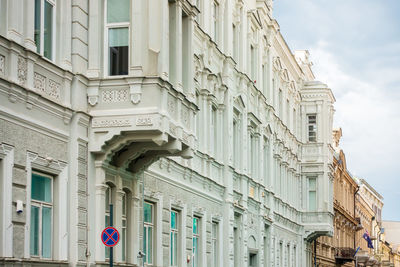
top-left (335, 247), bottom-right (355, 264)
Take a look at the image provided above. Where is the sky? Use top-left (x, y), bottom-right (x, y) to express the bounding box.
top-left (274, 0), bottom-right (400, 221)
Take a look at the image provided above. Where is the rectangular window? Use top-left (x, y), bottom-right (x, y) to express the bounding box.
top-left (262, 64), bottom-right (267, 95)
top-left (233, 24), bottom-right (238, 60)
top-left (233, 119), bottom-right (238, 166)
top-left (212, 1), bottom-right (218, 41)
top-left (106, 0), bottom-right (130, 76)
top-left (308, 177), bottom-right (317, 211)
top-left (251, 45), bottom-right (256, 80)
top-left (307, 114), bottom-right (317, 142)
top-left (278, 89), bottom-right (283, 117)
top-left (34, 0), bottom-right (54, 60)
top-left (211, 106), bottom-right (217, 156)
top-left (30, 172), bottom-right (53, 258)
top-left (193, 217), bottom-right (200, 267)
top-left (170, 211), bottom-right (178, 266)
top-left (212, 222), bottom-right (218, 267)
top-left (121, 193), bottom-right (127, 261)
top-left (144, 202), bottom-right (153, 264)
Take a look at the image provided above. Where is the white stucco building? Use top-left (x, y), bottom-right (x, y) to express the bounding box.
top-left (0, 0), bottom-right (335, 266)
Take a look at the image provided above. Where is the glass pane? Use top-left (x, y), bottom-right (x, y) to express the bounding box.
top-left (43, 0), bottom-right (53, 60)
top-left (31, 173), bottom-right (52, 203)
top-left (171, 211), bottom-right (177, 229)
top-left (108, 28), bottom-right (129, 76)
top-left (122, 227), bottom-right (126, 261)
top-left (170, 233), bottom-right (173, 265)
top-left (309, 178), bottom-right (316, 190)
top-left (30, 206), bottom-right (40, 256)
top-left (105, 215), bottom-right (110, 227)
top-left (107, 0), bottom-right (130, 23)
top-left (122, 194), bottom-right (126, 216)
top-left (105, 187), bottom-right (110, 211)
top-left (212, 223), bottom-right (217, 238)
top-left (173, 233), bottom-right (177, 265)
top-left (144, 202), bottom-right (152, 223)
top-left (148, 227), bottom-right (153, 264)
top-left (34, 0), bottom-right (41, 53)
top-left (144, 227), bottom-right (147, 262)
top-left (309, 191), bottom-right (316, 211)
top-left (42, 207), bottom-right (52, 258)
top-left (193, 217), bottom-right (198, 234)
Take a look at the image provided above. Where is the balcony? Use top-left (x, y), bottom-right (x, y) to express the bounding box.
top-left (355, 250), bottom-right (370, 265)
top-left (88, 76), bottom-right (197, 172)
top-left (302, 212), bottom-right (334, 241)
top-left (335, 247), bottom-right (355, 265)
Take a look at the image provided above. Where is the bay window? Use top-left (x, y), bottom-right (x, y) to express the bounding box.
top-left (30, 172), bottom-right (53, 258)
top-left (106, 0), bottom-right (130, 76)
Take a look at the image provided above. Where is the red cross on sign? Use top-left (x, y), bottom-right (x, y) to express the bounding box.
top-left (101, 227), bottom-right (120, 247)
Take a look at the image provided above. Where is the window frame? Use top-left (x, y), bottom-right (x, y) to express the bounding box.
top-left (170, 210), bottom-right (179, 267)
top-left (121, 192), bottom-right (127, 262)
top-left (211, 0), bottom-right (219, 42)
top-left (104, 0), bottom-right (131, 77)
top-left (192, 216), bottom-right (200, 267)
top-left (104, 184), bottom-right (113, 259)
top-left (308, 176), bottom-right (317, 211)
top-left (30, 171), bottom-right (54, 259)
top-left (143, 201), bottom-right (154, 265)
top-left (34, 0), bottom-right (56, 61)
top-left (211, 221), bottom-right (218, 267)
top-left (307, 114), bottom-right (317, 142)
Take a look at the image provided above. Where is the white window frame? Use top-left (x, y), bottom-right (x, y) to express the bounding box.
top-left (211, 221), bottom-right (218, 267)
top-left (144, 201), bottom-right (154, 265)
top-left (121, 192), bottom-right (127, 262)
top-left (211, 1), bottom-right (219, 42)
top-left (308, 176), bottom-right (317, 211)
top-left (35, 0), bottom-right (56, 61)
top-left (104, 0), bottom-right (130, 77)
top-left (307, 114), bottom-right (317, 142)
top-left (170, 210), bottom-right (179, 267)
top-left (211, 105), bottom-right (218, 156)
top-left (30, 171), bottom-right (53, 259)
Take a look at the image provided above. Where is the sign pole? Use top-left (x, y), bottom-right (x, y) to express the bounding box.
top-left (110, 203), bottom-right (113, 267)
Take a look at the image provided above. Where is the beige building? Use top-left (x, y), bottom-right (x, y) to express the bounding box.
top-left (314, 129), bottom-right (359, 267)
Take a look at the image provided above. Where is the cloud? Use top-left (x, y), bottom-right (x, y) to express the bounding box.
top-left (275, 0), bottom-right (400, 220)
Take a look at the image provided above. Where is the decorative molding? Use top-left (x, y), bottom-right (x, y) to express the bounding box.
top-left (17, 56), bottom-right (27, 85)
top-left (101, 88), bottom-right (129, 103)
top-left (88, 96), bottom-right (98, 106)
top-left (92, 118), bottom-right (131, 128)
top-left (0, 54), bottom-right (4, 75)
top-left (48, 79), bottom-right (61, 100)
top-left (33, 72), bottom-right (46, 93)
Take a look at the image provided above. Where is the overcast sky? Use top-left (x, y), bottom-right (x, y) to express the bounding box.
top-left (274, 0), bottom-right (400, 221)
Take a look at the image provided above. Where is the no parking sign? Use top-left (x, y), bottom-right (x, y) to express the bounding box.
top-left (101, 227), bottom-right (120, 247)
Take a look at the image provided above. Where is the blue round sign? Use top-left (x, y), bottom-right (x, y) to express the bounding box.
top-left (101, 227), bottom-right (120, 247)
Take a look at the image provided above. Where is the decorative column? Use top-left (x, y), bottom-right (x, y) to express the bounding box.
top-left (23, 0), bottom-right (36, 51)
top-left (94, 172), bottom-right (107, 262)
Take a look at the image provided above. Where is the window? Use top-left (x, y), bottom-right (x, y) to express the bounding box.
top-left (34, 0), bottom-right (54, 60)
top-left (192, 217), bottom-right (200, 267)
top-left (233, 119), bottom-right (238, 166)
top-left (250, 45), bottom-right (256, 80)
top-left (170, 211), bottom-right (178, 266)
top-left (308, 177), bottom-right (317, 211)
top-left (144, 202), bottom-right (154, 264)
top-left (105, 185), bottom-right (112, 259)
top-left (307, 114), bottom-right (317, 142)
top-left (212, 222), bottom-right (218, 267)
top-left (211, 106), bottom-right (217, 156)
top-left (212, 1), bottom-right (218, 41)
top-left (30, 172), bottom-right (53, 258)
top-left (121, 193), bottom-right (127, 262)
top-left (278, 89), bottom-right (283, 117)
top-left (106, 0), bottom-right (130, 76)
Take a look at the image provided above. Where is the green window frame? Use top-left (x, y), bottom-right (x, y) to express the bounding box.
top-left (30, 172), bottom-right (53, 259)
top-left (170, 210), bottom-right (178, 266)
top-left (143, 201), bottom-right (153, 264)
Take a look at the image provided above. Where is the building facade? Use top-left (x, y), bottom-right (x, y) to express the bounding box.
top-left (0, 0), bottom-right (335, 266)
top-left (354, 178), bottom-right (384, 266)
top-left (314, 129), bottom-right (359, 267)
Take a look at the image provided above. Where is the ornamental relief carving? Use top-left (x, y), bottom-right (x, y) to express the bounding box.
top-left (101, 88), bottom-right (129, 103)
top-left (17, 56), bottom-right (27, 85)
top-left (48, 79), bottom-right (61, 100)
top-left (0, 55), bottom-right (4, 75)
top-left (34, 72), bottom-right (46, 93)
